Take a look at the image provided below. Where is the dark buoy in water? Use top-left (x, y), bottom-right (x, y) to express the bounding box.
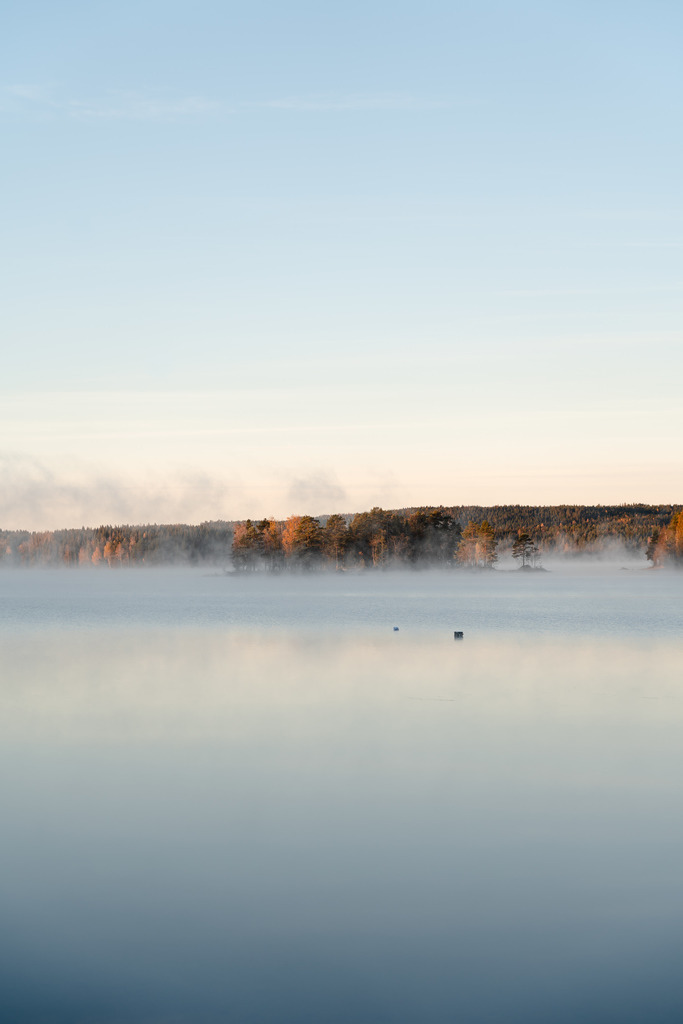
top-left (393, 626), bottom-right (399, 631)
top-left (453, 631), bottom-right (464, 640)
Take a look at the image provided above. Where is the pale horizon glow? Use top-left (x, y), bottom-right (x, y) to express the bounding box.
top-left (2, 1), bottom-right (681, 529)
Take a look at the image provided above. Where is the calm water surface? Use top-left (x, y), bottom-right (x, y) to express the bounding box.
top-left (1, 567), bottom-right (682, 1022)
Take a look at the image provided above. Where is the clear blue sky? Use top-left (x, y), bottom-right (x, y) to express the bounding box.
top-left (2, 1), bottom-right (681, 528)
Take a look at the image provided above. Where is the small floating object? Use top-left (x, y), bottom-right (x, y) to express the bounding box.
top-left (393, 626), bottom-right (399, 631)
top-left (453, 631), bottom-right (464, 640)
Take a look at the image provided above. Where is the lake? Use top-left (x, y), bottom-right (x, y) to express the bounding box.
top-left (1, 565), bottom-right (682, 1022)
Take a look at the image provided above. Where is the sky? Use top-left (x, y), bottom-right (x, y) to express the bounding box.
top-left (2, 0), bottom-right (681, 529)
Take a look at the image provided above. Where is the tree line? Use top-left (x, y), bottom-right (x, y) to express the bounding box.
top-left (404, 503), bottom-right (677, 555)
top-left (0, 522), bottom-right (233, 568)
top-left (232, 508), bottom-right (495, 570)
top-left (0, 504), bottom-right (678, 569)
top-left (646, 509), bottom-right (683, 566)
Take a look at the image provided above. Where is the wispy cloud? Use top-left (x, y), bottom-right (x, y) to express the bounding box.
top-left (0, 453), bottom-right (242, 531)
top-left (502, 284), bottom-right (682, 298)
top-left (68, 93), bottom-right (218, 121)
top-left (8, 83), bottom-right (55, 103)
top-left (257, 92), bottom-right (449, 112)
top-left (287, 471), bottom-right (347, 513)
top-left (4, 85), bottom-right (218, 121)
top-left (3, 85), bottom-right (450, 121)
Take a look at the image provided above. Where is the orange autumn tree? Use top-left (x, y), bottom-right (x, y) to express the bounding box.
top-left (281, 516), bottom-right (302, 559)
top-left (282, 516), bottom-right (323, 567)
top-left (259, 518), bottom-right (284, 570)
top-left (232, 520), bottom-right (260, 570)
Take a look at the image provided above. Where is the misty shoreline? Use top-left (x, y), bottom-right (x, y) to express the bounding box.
top-left (2, 503), bottom-right (677, 571)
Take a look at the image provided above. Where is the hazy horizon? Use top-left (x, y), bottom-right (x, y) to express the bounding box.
top-left (0, 497), bottom-right (679, 535)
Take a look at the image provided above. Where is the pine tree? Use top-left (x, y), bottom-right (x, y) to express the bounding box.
top-left (512, 532), bottom-right (537, 568)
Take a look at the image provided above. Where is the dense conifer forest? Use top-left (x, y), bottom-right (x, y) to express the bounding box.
top-left (1, 504), bottom-right (680, 569)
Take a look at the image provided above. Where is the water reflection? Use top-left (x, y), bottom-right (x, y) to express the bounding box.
top-left (2, 630), bottom-right (683, 1021)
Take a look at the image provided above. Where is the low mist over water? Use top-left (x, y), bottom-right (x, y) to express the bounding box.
top-left (1, 562), bottom-right (680, 636)
top-left (1, 568), bottom-right (682, 1022)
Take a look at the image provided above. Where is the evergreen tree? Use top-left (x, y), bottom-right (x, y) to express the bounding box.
top-left (323, 514), bottom-right (349, 568)
top-left (512, 532), bottom-right (537, 568)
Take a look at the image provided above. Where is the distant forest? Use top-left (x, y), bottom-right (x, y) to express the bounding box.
top-left (1, 504), bottom-right (680, 569)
